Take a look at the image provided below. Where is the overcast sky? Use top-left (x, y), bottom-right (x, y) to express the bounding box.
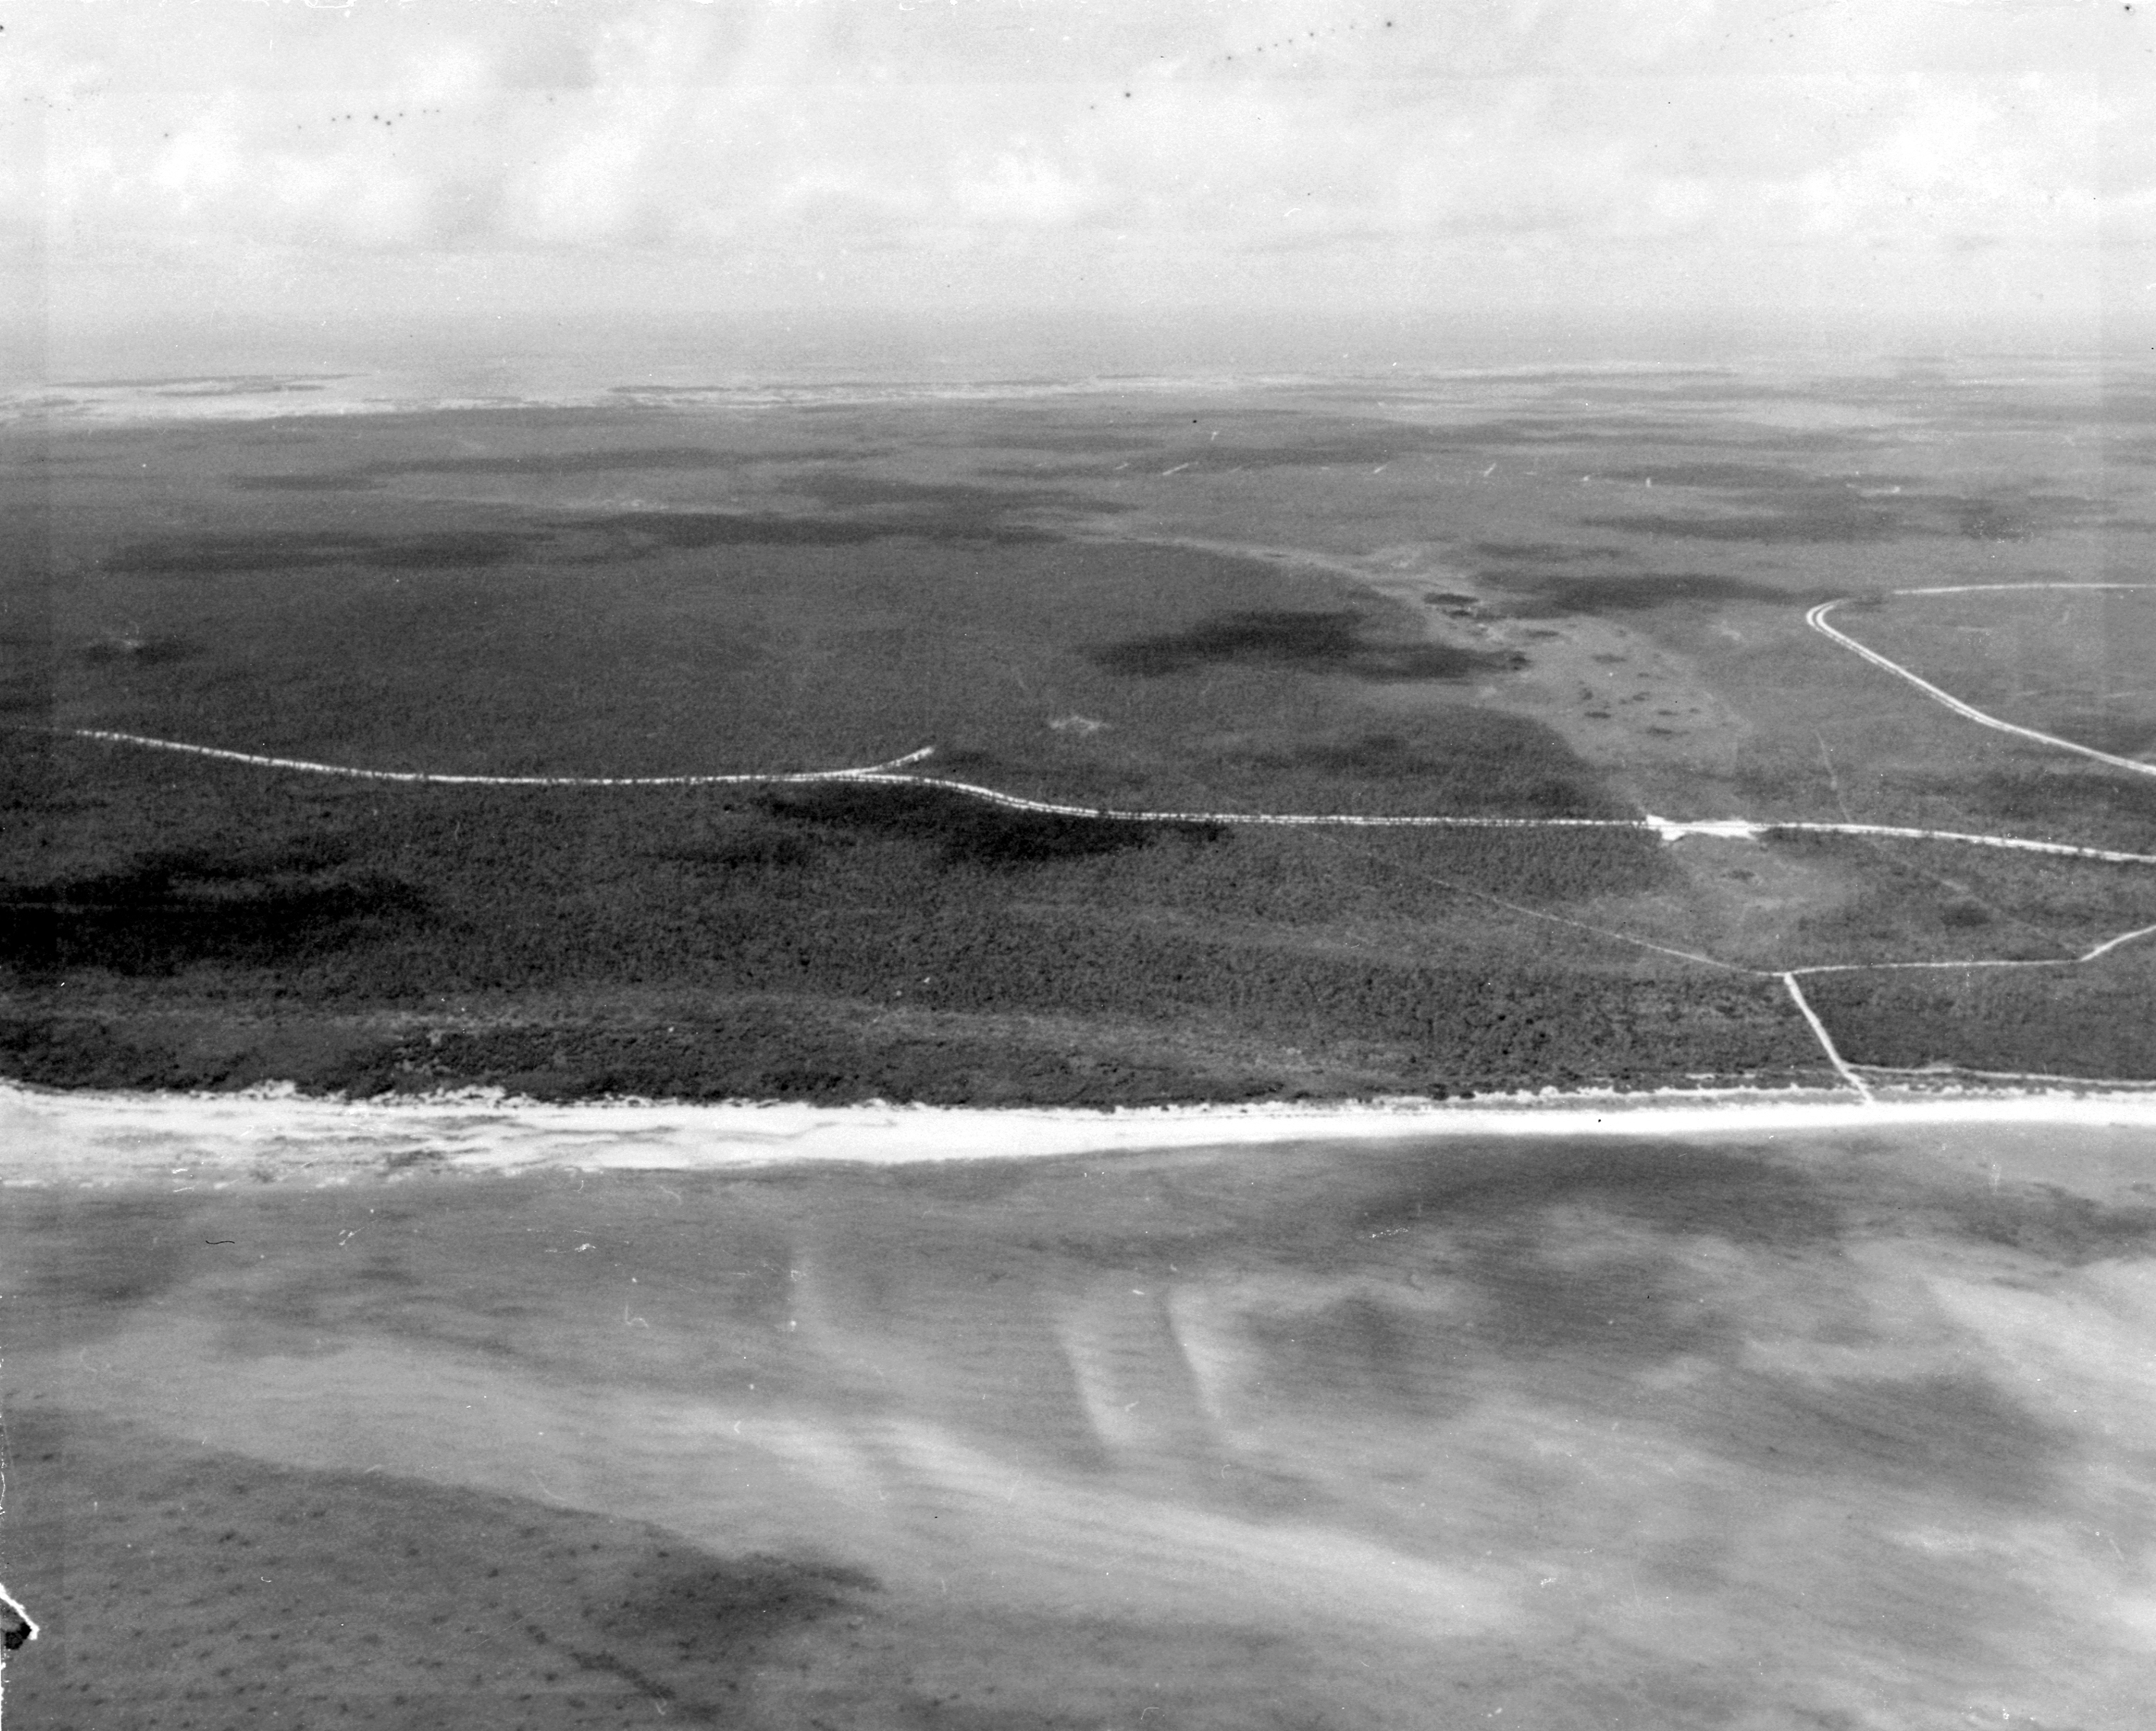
top-left (7, 0), bottom-right (2151, 377)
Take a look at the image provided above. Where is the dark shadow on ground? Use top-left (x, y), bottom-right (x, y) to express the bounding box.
top-left (1091, 609), bottom-right (1516, 679)
top-left (1480, 570), bottom-right (1794, 615)
top-left (760, 781), bottom-right (1224, 869)
top-left (0, 840), bottom-right (429, 976)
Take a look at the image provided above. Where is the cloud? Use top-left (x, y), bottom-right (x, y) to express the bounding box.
top-left (4, 0), bottom-right (2147, 352)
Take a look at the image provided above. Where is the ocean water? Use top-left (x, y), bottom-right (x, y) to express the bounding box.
top-left (5, 1104), bottom-right (2154, 1726)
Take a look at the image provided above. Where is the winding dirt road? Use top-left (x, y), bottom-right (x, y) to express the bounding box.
top-left (45, 581), bottom-right (2156, 1095)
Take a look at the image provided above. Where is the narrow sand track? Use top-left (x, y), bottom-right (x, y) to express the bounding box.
top-left (1806, 585), bottom-right (2156, 781)
top-left (36, 581), bottom-right (2156, 1098)
top-left (54, 728), bottom-right (2156, 863)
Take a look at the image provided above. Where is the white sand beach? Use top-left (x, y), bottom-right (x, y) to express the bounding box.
top-left (8, 1079), bottom-right (2156, 1184)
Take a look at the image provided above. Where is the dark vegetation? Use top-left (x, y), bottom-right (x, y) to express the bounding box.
top-left (1835, 590), bottom-right (2156, 767)
top-left (759, 783), bottom-right (1222, 867)
top-left (1480, 569), bottom-right (1792, 616)
top-left (585, 507), bottom-right (1049, 550)
top-left (1802, 950), bottom-right (2156, 1079)
top-left (108, 526), bottom-right (554, 575)
top-left (2035, 712), bottom-right (2156, 758)
top-left (1587, 480), bottom-right (2096, 547)
top-left (0, 1005), bottom-right (1307, 1105)
top-left (1091, 607), bottom-right (1519, 678)
top-left (8, 376), bottom-right (2140, 1099)
top-left (1231, 721), bottom-right (1634, 818)
top-left (1474, 541), bottom-right (1630, 563)
top-left (1589, 495), bottom-right (1901, 543)
top-left (1766, 832), bottom-right (2156, 969)
top-left (106, 505), bottom-right (1057, 574)
top-left (0, 739), bottom-right (1811, 1098)
top-left (1901, 765), bottom-right (2156, 840)
top-left (229, 442), bottom-right (857, 489)
top-left (1, 839), bottom-right (430, 977)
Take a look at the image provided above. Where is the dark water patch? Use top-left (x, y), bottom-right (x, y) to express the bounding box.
top-left (1348, 1140), bottom-right (1843, 1249)
top-left (1091, 609), bottom-right (1516, 680)
top-left (0, 1192), bottom-right (200, 1330)
top-left (226, 473), bottom-right (387, 493)
top-left (1242, 1293), bottom-right (1480, 1420)
top-left (1936, 1183), bottom-right (2156, 1265)
top-left (1465, 1233), bottom-right (1729, 1366)
top-left (1248, 1144), bottom-right (1842, 1370)
top-left (762, 782), bottom-right (1221, 870)
top-left (1715, 1371), bottom-right (2061, 1505)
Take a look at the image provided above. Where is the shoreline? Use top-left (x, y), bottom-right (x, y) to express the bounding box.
top-left (7, 1078), bottom-right (2156, 1183)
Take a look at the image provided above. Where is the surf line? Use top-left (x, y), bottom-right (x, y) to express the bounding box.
top-left (1807, 588), bottom-right (2156, 781)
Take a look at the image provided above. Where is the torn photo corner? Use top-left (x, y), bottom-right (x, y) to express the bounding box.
top-left (0, 1583), bottom-right (37, 1652)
